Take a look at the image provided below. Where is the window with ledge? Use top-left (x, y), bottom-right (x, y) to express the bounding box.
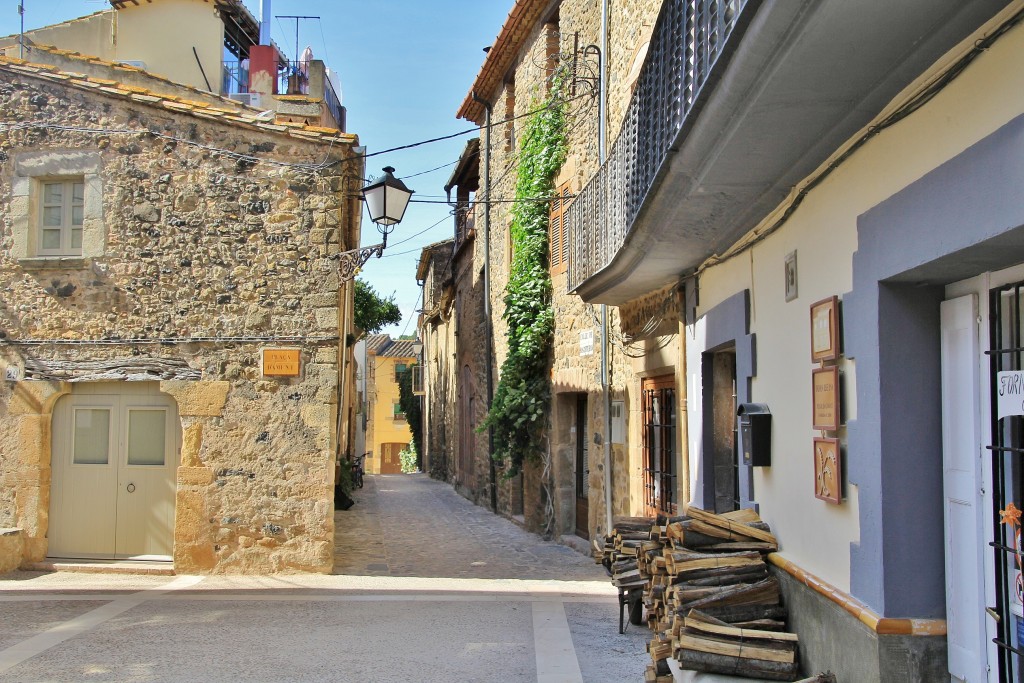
top-left (38, 179), bottom-right (85, 256)
top-left (11, 150), bottom-right (104, 265)
top-left (394, 362), bottom-right (408, 382)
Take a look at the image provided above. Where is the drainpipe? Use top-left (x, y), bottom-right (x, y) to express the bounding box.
top-left (600, 0), bottom-right (614, 536)
top-left (472, 91), bottom-right (498, 514)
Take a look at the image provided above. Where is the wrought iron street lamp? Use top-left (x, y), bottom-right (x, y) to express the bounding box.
top-left (336, 166), bottom-right (415, 283)
top-left (361, 166), bottom-right (414, 247)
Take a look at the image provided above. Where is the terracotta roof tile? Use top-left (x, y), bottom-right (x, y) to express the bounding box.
top-left (0, 51), bottom-right (359, 145)
top-left (457, 0), bottom-right (551, 124)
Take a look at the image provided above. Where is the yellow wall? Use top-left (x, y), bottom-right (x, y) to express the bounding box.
top-left (19, 13), bottom-right (116, 61)
top-left (689, 5), bottom-right (1024, 593)
top-left (18, 1), bottom-right (224, 92)
top-left (116, 0), bottom-right (224, 92)
top-left (365, 355), bottom-right (414, 474)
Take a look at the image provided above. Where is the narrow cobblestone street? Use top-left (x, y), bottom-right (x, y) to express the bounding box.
top-left (335, 474), bottom-right (605, 581)
top-left (0, 474), bottom-right (652, 682)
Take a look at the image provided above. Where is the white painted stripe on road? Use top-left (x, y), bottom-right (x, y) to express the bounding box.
top-left (532, 601), bottom-right (584, 683)
top-left (0, 592), bottom-right (618, 604)
top-left (0, 575), bottom-right (203, 674)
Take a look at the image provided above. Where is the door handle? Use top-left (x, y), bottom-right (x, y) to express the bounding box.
top-left (126, 483), bottom-right (136, 493)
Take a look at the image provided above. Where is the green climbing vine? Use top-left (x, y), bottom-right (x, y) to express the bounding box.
top-left (481, 87), bottom-right (567, 477)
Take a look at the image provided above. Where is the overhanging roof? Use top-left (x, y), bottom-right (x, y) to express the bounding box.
top-left (456, 0), bottom-right (553, 125)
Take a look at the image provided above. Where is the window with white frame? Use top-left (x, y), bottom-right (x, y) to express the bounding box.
top-left (11, 150), bottom-right (104, 262)
top-left (38, 178), bottom-right (85, 255)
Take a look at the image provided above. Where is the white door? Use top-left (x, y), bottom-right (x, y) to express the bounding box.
top-left (940, 295), bottom-right (987, 682)
top-left (50, 384), bottom-right (179, 560)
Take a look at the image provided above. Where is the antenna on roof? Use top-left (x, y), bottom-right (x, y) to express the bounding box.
top-left (18, 1), bottom-right (24, 60)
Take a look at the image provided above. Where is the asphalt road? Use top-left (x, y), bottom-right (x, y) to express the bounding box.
top-left (0, 474), bottom-right (653, 682)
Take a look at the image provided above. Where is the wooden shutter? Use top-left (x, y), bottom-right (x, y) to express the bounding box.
top-left (549, 181), bottom-right (571, 275)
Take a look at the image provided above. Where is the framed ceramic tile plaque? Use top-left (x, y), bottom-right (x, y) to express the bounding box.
top-left (814, 436), bottom-right (842, 504)
top-left (810, 296), bottom-right (840, 363)
top-left (812, 366), bottom-right (840, 431)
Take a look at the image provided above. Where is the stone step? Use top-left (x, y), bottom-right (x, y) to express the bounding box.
top-left (22, 559), bottom-right (175, 576)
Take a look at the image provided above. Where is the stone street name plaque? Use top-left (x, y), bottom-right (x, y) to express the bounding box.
top-left (262, 348), bottom-right (301, 377)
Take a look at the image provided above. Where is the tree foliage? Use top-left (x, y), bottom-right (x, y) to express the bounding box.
top-left (480, 88), bottom-right (567, 476)
top-left (354, 279), bottom-right (402, 336)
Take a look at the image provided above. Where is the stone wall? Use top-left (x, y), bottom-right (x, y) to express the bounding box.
top-left (0, 67), bottom-right (360, 573)
top-left (457, 0), bottom-right (672, 538)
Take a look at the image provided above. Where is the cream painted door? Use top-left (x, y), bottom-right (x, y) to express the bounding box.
top-left (940, 295), bottom-right (987, 682)
top-left (50, 384), bottom-right (179, 560)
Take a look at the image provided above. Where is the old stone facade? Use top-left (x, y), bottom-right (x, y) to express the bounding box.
top-left (416, 239), bottom-right (456, 481)
top-left (0, 53), bottom-right (362, 573)
top-left (443, 0), bottom-right (670, 542)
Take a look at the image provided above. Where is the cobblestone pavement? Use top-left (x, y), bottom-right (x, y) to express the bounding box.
top-left (334, 473), bottom-right (607, 581)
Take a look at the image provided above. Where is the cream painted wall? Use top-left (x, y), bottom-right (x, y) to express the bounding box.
top-left (16, 2), bottom-right (224, 93)
top-left (115, 1), bottom-right (224, 92)
top-left (690, 7), bottom-right (1024, 592)
top-left (19, 13), bottom-right (117, 61)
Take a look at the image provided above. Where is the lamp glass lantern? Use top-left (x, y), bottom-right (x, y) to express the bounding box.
top-left (361, 166), bottom-right (414, 246)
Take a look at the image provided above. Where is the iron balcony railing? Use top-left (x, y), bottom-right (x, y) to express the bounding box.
top-left (567, 0), bottom-right (750, 292)
top-left (221, 60), bottom-right (249, 96)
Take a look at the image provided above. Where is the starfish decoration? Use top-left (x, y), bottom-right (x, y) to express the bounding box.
top-left (1001, 502), bottom-right (1022, 528)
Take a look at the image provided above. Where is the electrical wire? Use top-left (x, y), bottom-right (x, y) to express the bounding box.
top-left (0, 87), bottom-right (591, 181)
top-left (399, 159), bottom-right (459, 181)
top-left (1, 334), bottom-right (340, 346)
top-left (382, 211), bottom-right (454, 249)
top-left (398, 287), bottom-right (423, 339)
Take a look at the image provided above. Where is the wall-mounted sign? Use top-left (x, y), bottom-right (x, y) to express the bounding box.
top-left (810, 296), bottom-right (840, 363)
top-left (813, 436), bottom-right (842, 505)
top-left (580, 329), bottom-right (594, 357)
top-left (812, 366), bottom-right (840, 431)
top-left (784, 250), bottom-right (798, 302)
top-left (262, 348), bottom-right (301, 377)
top-left (997, 370), bottom-right (1024, 420)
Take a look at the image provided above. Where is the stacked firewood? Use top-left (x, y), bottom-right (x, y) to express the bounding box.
top-left (601, 506), bottom-right (807, 682)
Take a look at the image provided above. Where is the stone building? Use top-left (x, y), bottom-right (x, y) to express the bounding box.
top-left (0, 43), bottom-right (363, 574)
top-left (561, 0), bottom-right (1024, 679)
top-left (447, 0), bottom-right (666, 544)
top-left (361, 334), bottom-right (416, 475)
top-left (415, 238), bottom-right (456, 480)
top-left (0, 0), bottom-right (345, 131)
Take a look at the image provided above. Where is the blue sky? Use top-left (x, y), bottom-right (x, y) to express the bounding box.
top-left (1, 0), bottom-right (510, 338)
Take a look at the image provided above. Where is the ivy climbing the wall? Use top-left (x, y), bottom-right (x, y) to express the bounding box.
top-left (482, 88), bottom-right (567, 476)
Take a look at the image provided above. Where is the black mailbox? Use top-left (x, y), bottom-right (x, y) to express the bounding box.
top-left (737, 403), bottom-right (771, 467)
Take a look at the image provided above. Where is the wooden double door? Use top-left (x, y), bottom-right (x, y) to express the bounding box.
top-left (49, 383), bottom-right (180, 560)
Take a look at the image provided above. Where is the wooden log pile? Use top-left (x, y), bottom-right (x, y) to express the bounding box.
top-left (601, 506), bottom-right (811, 682)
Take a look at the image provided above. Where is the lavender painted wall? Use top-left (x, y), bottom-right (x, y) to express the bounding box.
top-left (847, 113), bottom-right (1024, 617)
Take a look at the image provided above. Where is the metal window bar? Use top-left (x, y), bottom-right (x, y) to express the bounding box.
top-left (989, 280), bottom-right (1024, 682)
top-left (566, 0), bottom-right (753, 292)
top-left (642, 382), bottom-right (677, 516)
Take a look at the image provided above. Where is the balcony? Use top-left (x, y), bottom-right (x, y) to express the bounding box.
top-left (221, 59), bottom-right (345, 130)
top-left (567, 0), bottom-right (1010, 305)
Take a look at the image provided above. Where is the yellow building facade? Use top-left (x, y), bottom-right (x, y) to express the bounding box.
top-left (363, 335), bottom-right (416, 475)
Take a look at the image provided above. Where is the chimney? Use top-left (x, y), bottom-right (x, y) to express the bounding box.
top-left (249, 0), bottom-right (276, 97)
